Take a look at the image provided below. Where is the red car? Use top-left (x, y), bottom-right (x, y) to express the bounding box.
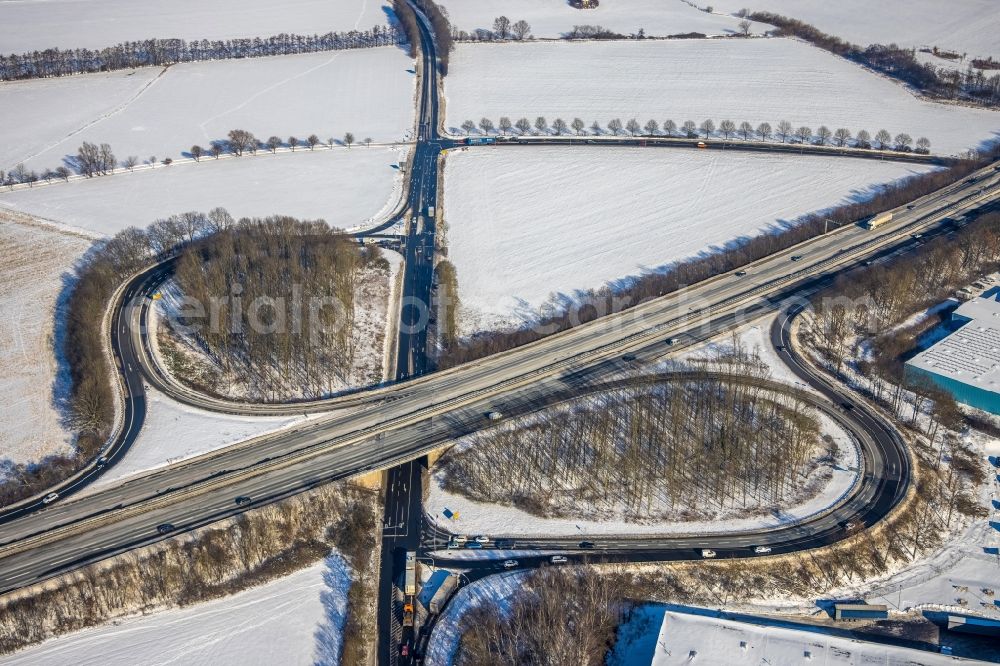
top-left (400, 643), bottom-right (410, 657)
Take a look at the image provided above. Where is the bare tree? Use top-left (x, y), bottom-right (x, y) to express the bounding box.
top-left (738, 121), bottom-right (753, 140)
top-left (796, 125), bottom-right (812, 143)
top-left (460, 119), bottom-right (475, 135)
top-left (266, 136), bottom-right (282, 153)
top-left (607, 118), bottom-right (623, 135)
top-left (492, 15), bottom-right (511, 39)
top-left (123, 156), bottom-right (138, 172)
top-left (571, 118), bottom-right (585, 135)
top-left (682, 120), bottom-right (697, 137)
top-left (699, 118), bottom-right (715, 137)
top-left (894, 133), bottom-right (913, 151)
top-left (99, 143), bottom-right (115, 174)
top-left (364, 137), bottom-right (373, 147)
top-left (776, 120), bottom-right (793, 143)
top-left (663, 119), bottom-right (677, 136)
top-left (856, 129), bottom-right (872, 148)
top-left (515, 117), bottom-right (531, 134)
top-left (832, 127), bottom-right (852, 147)
top-left (534, 116), bottom-right (548, 134)
top-left (511, 20), bottom-right (531, 40)
top-left (227, 129), bottom-right (256, 156)
top-left (625, 118), bottom-right (641, 136)
top-left (916, 136), bottom-right (931, 153)
top-left (815, 125), bottom-right (832, 145)
top-left (307, 134), bottom-right (320, 150)
top-left (76, 141), bottom-right (100, 177)
top-left (190, 145), bottom-right (204, 161)
top-left (719, 119), bottom-right (736, 139)
top-left (55, 166), bottom-right (71, 181)
top-left (738, 18), bottom-right (752, 36)
top-left (479, 117), bottom-right (495, 134)
top-left (552, 118), bottom-right (568, 135)
top-left (756, 122), bottom-right (772, 141)
top-left (644, 119), bottom-right (659, 136)
top-left (874, 128), bottom-right (892, 149)
top-left (343, 132), bottom-right (355, 148)
top-left (589, 120), bottom-right (602, 135)
top-left (288, 136), bottom-right (299, 151)
top-left (499, 116), bottom-right (512, 135)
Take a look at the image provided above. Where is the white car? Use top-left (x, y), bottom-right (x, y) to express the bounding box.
top-left (487, 411), bottom-right (503, 421)
top-left (503, 560), bottom-right (519, 569)
top-left (42, 492), bottom-right (59, 504)
top-left (753, 546), bottom-right (772, 554)
top-left (475, 535), bottom-right (490, 544)
top-left (451, 535), bottom-right (468, 544)
top-left (701, 549), bottom-right (717, 558)
top-left (550, 555), bottom-right (568, 564)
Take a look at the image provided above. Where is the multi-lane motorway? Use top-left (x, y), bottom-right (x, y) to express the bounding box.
top-left (0, 0), bottom-right (998, 661)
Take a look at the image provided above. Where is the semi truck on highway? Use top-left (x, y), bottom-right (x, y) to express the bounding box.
top-left (466, 137), bottom-right (496, 145)
top-left (428, 573), bottom-right (459, 614)
top-left (863, 211), bottom-right (893, 230)
top-left (405, 551), bottom-right (416, 595)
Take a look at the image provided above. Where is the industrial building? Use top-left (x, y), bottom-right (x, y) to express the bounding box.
top-left (906, 289), bottom-right (1000, 415)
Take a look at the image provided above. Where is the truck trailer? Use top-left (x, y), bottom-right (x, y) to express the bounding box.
top-left (404, 551), bottom-right (416, 596)
top-left (863, 211), bottom-right (893, 230)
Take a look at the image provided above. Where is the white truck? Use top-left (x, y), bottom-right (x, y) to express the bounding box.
top-left (863, 211), bottom-right (893, 230)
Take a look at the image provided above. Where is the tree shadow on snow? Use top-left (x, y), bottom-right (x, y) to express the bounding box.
top-left (312, 551), bottom-right (353, 666)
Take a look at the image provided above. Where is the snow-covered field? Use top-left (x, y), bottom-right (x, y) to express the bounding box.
top-left (0, 551), bottom-right (352, 666)
top-left (1, 47), bottom-right (415, 174)
top-left (426, 406), bottom-right (858, 537)
top-left (443, 146), bottom-right (932, 336)
top-left (711, 0), bottom-right (1000, 60)
top-left (0, 146), bottom-right (407, 237)
top-left (85, 387), bottom-right (307, 491)
top-left (444, 39), bottom-right (1000, 155)
top-left (612, 607), bottom-right (959, 666)
top-left (440, 0), bottom-right (761, 39)
top-left (0, 0), bottom-right (392, 53)
top-left (0, 216), bottom-right (89, 465)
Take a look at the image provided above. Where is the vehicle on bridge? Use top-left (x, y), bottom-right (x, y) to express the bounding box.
top-left (466, 136), bottom-right (496, 146)
top-left (863, 211), bottom-right (893, 230)
top-left (42, 492), bottom-right (59, 504)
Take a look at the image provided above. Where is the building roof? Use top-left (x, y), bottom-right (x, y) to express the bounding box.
top-left (908, 290), bottom-right (1000, 393)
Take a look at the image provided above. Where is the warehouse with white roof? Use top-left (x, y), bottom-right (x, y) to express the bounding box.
top-left (906, 290), bottom-right (1000, 414)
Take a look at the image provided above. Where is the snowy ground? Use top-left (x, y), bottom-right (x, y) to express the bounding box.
top-left (444, 39), bottom-right (1000, 155)
top-left (710, 0), bottom-right (1000, 60)
top-left (0, 551), bottom-right (352, 666)
top-left (0, 216), bottom-right (90, 465)
top-left (0, 146), bottom-right (408, 237)
top-left (440, 0), bottom-right (763, 39)
top-left (84, 387), bottom-right (308, 491)
top-left (0, 0), bottom-right (392, 53)
top-left (1, 47), bottom-right (415, 174)
top-left (611, 606), bottom-right (960, 666)
top-left (443, 146), bottom-right (932, 336)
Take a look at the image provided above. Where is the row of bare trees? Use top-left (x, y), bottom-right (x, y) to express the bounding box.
top-left (440, 357), bottom-right (822, 520)
top-left (2, 130), bottom-right (369, 189)
top-left (452, 15), bottom-right (532, 42)
top-left (393, 0), bottom-right (453, 74)
top-left (0, 26), bottom-right (401, 80)
top-left (438, 146), bottom-right (1000, 369)
top-left (755, 12), bottom-right (1000, 106)
top-left (458, 116), bottom-right (930, 151)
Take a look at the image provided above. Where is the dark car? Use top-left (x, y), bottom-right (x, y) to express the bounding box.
top-left (622, 354), bottom-right (636, 362)
top-left (579, 541), bottom-right (596, 549)
top-left (156, 523), bottom-right (175, 535)
top-left (235, 496), bottom-right (252, 506)
top-left (495, 538), bottom-right (515, 549)
top-left (790, 255), bottom-right (803, 262)
top-left (735, 270), bottom-right (748, 277)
